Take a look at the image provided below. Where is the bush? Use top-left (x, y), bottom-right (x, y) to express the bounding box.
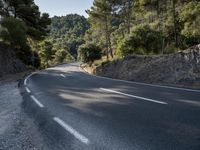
top-left (54, 49), bottom-right (68, 63)
top-left (78, 43), bottom-right (102, 63)
top-left (0, 17), bottom-right (34, 65)
top-left (117, 25), bottom-right (164, 56)
top-left (178, 1), bottom-right (200, 48)
top-left (0, 17), bottom-right (27, 48)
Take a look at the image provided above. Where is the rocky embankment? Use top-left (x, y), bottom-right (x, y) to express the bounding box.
top-left (90, 45), bottom-right (200, 89)
top-left (0, 43), bottom-right (26, 78)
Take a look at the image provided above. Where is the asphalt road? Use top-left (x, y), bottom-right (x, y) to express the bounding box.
top-left (22, 63), bottom-right (200, 150)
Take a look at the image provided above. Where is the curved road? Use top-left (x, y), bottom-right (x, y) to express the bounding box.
top-left (22, 63), bottom-right (200, 150)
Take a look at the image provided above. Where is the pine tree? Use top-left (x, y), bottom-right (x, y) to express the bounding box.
top-left (87, 0), bottom-right (114, 59)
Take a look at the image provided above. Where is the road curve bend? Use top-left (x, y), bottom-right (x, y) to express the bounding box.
top-left (20, 63), bottom-right (200, 150)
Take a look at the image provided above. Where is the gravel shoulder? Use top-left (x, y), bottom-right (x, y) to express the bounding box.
top-left (0, 72), bottom-right (49, 150)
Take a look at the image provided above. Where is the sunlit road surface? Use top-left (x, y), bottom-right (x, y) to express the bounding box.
top-left (23, 62), bottom-right (200, 150)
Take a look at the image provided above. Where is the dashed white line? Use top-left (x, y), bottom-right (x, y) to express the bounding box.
top-left (30, 95), bottom-right (44, 108)
top-left (100, 88), bottom-right (167, 105)
top-left (60, 74), bottom-right (66, 78)
top-left (24, 78), bottom-right (28, 85)
top-left (53, 117), bottom-right (90, 145)
top-left (25, 87), bottom-right (31, 93)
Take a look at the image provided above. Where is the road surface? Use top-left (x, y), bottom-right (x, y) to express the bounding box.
top-left (22, 63), bottom-right (200, 150)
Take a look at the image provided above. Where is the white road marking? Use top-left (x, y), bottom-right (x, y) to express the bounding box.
top-left (79, 66), bottom-right (200, 93)
top-left (100, 88), bottom-right (167, 105)
top-left (25, 87), bottom-right (31, 93)
top-left (24, 72), bottom-right (37, 86)
top-left (30, 95), bottom-right (44, 108)
top-left (60, 74), bottom-right (66, 78)
top-left (53, 117), bottom-right (90, 145)
top-left (24, 78), bottom-right (28, 85)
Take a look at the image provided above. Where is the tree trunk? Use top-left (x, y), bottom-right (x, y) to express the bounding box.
top-left (127, 0), bottom-right (132, 34)
top-left (105, 17), bottom-right (109, 60)
top-left (172, 0), bottom-right (178, 47)
top-left (105, 16), bottom-right (113, 59)
top-left (105, 34), bottom-right (109, 60)
top-left (108, 32), bottom-right (113, 58)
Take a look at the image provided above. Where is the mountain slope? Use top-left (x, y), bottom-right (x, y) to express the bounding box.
top-left (49, 14), bottom-right (89, 58)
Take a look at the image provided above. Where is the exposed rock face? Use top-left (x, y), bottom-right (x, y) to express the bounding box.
top-left (95, 45), bottom-right (200, 88)
top-left (0, 43), bottom-right (26, 77)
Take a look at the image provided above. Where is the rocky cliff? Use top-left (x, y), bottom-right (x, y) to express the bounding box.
top-left (0, 43), bottom-right (26, 77)
top-left (95, 45), bottom-right (200, 88)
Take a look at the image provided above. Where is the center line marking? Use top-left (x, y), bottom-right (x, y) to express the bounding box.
top-left (30, 95), bottom-right (44, 108)
top-left (53, 117), bottom-right (90, 145)
top-left (60, 74), bottom-right (65, 78)
top-left (25, 87), bottom-right (31, 93)
top-left (100, 88), bottom-right (167, 105)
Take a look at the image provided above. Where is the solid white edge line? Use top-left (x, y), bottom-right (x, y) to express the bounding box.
top-left (53, 117), bottom-right (90, 145)
top-left (25, 87), bottom-right (31, 93)
top-left (79, 66), bottom-right (200, 93)
top-left (24, 72), bottom-right (37, 86)
top-left (30, 95), bottom-right (44, 108)
top-left (100, 88), bottom-right (167, 105)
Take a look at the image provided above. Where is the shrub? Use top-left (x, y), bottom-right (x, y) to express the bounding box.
top-left (0, 17), bottom-right (27, 48)
top-left (54, 49), bottom-right (68, 63)
top-left (0, 17), bottom-right (34, 65)
top-left (78, 43), bottom-right (101, 63)
top-left (117, 25), bottom-right (163, 56)
top-left (179, 1), bottom-right (200, 47)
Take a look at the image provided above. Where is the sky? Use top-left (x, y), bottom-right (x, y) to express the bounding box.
top-left (34, 0), bottom-right (93, 18)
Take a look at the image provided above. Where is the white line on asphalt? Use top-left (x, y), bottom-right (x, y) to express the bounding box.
top-left (100, 88), bottom-right (167, 105)
top-left (79, 66), bottom-right (200, 93)
top-left (53, 117), bottom-right (90, 145)
top-left (25, 87), bottom-right (31, 93)
top-left (24, 78), bottom-right (28, 85)
top-left (60, 74), bottom-right (65, 78)
top-left (24, 73), bottom-right (37, 86)
top-left (30, 95), bottom-right (44, 108)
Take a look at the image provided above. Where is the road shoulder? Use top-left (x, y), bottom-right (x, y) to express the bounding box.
top-left (0, 73), bottom-right (49, 150)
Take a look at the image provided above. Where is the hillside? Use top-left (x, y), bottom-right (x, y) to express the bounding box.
top-left (86, 45), bottom-right (200, 89)
top-left (0, 43), bottom-right (26, 78)
top-left (49, 14), bottom-right (90, 59)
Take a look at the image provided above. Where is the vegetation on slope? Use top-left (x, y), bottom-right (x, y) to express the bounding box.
top-left (78, 0), bottom-right (200, 63)
top-left (48, 14), bottom-right (90, 60)
top-left (0, 0), bottom-right (51, 68)
top-left (0, 0), bottom-right (200, 70)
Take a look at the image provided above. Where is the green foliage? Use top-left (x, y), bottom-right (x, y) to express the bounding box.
top-left (54, 49), bottom-right (68, 64)
top-left (53, 43), bottom-right (74, 64)
top-left (85, 0), bottom-right (200, 60)
top-left (179, 1), bottom-right (200, 47)
top-left (86, 0), bottom-right (121, 58)
top-left (0, 0), bottom-right (51, 67)
top-left (0, 17), bottom-right (33, 65)
top-left (39, 40), bottom-right (54, 67)
top-left (1, 0), bottom-right (200, 68)
top-left (78, 43), bottom-right (102, 63)
top-left (117, 25), bottom-right (163, 56)
top-left (0, 17), bottom-right (27, 47)
top-left (49, 14), bottom-right (89, 59)
top-left (0, 0), bottom-right (51, 40)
